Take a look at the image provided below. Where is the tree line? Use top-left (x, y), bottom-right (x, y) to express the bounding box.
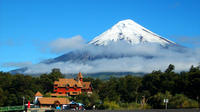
top-left (0, 65), bottom-right (200, 109)
top-left (0, 69), bottom-right (64, 106)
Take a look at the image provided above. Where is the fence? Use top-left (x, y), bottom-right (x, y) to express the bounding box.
top-left (0, 106), bottom-right (25, 111)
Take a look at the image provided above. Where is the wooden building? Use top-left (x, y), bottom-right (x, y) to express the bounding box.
top-left (37, 97), bottom-right (70, 108)
top-left (53, 72), bottom-right (92, 96)
top-left (34, 91), bottom-right (43, 104)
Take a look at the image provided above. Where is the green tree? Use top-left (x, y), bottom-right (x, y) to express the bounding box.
top-left (165, 64), bottom-right (175, 73)
top-left (149, 91), bottom-right (172, 109)
top-left (99, 77), bottom-right (120, 102)
top-left (142, 71), bottom-right (162, 96)
top-left (75, 92), bottom-right (100, 109)
top-left (49, 68), bottom-right (64, 81)
top-left (118, 75), bottom-right (142, 103)
top-left (0, 88), bottom-right (6, 106)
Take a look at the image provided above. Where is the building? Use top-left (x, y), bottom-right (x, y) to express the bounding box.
top-left (50, 93), bottom-right (68, 97)
top-left (37, 97), bottom-right (70, 108)
top-left (33, 73), bottom-right (91, 109)
top-left (53, 72), bottom-right (92, 96)
top-left (34, 91), bottom-right (70, 109)
top-left (34, 91), bottom-right (43, 104)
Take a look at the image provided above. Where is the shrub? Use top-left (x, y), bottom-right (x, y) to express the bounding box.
top-left (169, 94), bottom-right (198, 108)
top-left (103, 101), bottom-right (120, 110)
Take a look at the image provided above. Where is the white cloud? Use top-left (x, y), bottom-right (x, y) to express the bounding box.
top-left (175, 36), bottom-right (200, 47)
top-left (2, 62), bottom-right (32, 68)
top-left (49, 35), bottom-right (85, 54)
top-left (22, 42), bottom-right (200, 75)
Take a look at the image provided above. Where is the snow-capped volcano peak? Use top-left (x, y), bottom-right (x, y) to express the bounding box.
top-left (89, 19), bottom-right (176, 46)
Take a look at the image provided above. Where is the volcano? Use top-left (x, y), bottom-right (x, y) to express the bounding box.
top-left (11, 19), bottom-right (184, 75)
top-left (89, 19), bottom-right (176, 46)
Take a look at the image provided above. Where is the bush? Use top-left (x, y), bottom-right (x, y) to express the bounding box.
top-left (149, 91), bottom-right (172, 109)
top-left (120, 102), bottom-right (151, 110)
top-left (169, 94), bottom-right (199, 108)
top-left (103, 101), bottom-right (120, 110)
top-left (102, 101), bottom-right (151, 110)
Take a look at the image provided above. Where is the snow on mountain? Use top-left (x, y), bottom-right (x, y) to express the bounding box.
top-left (10, 19), bottom-right (187, 75)
top-left (89, 19), bottom-right (176, 46)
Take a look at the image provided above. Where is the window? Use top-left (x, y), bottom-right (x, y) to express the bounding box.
top-left (73, 92), bottom-right (77, 94)
top-left (59, 92), bottom-right (62, 94)
top-left (66, 84), bottom-right (69, 87)
top-left (74, 84), bottom-right (77, 87)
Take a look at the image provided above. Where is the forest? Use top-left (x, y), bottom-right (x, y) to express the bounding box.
top-left (0, 64), bottom-right (200, 109)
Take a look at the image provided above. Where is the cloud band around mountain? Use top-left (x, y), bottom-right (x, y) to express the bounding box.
top-left (22, 41), bottom-right (200, 74)
top-left (49, 35), bottom-right (85, 54)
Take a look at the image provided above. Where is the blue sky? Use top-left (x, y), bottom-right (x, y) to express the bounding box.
top-left (0, 0), bottom-right (200, 72)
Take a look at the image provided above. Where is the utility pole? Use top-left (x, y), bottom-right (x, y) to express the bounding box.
top-left (22, 96), bottom-right (25, 107)
top-left (164, 99), bottom-right (168, 110)
top-left (197, 96), bottom-right (199, 109)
